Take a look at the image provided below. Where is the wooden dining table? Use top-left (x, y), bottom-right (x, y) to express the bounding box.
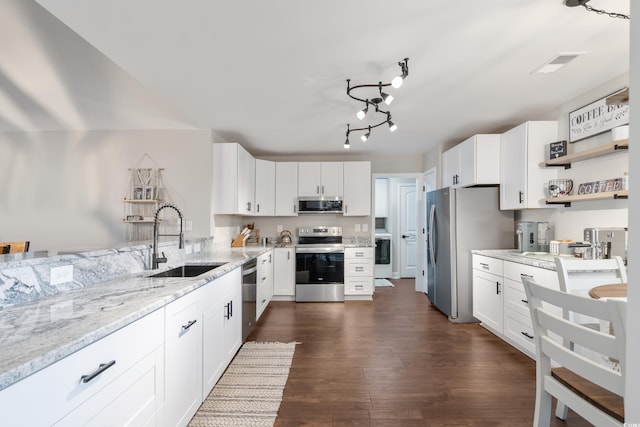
top-left (588, 283), bottom-right (627, 299)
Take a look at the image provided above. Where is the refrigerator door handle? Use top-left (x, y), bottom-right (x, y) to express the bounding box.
top-left (428, 204), bottom-right (436, 267)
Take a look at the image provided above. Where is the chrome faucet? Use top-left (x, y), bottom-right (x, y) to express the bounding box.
top-left (152, 203), bottom-right (184, 269)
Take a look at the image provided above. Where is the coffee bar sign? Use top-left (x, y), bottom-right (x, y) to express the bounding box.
top-left (569, 89), bottom-right (629, 143)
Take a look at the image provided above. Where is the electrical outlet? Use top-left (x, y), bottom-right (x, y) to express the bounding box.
top-left (277, 225), bottom-right (283, 232)
top-left (194, 243), bottom-right (201, 253)
top-left (355, 224), bottom-right (361, 232)
top-left (185, 244), bottom-right (193, 255)
top-left (362, 223), bottom-right (368, 232)
top-left (50, 265), bottom-right (73, 286)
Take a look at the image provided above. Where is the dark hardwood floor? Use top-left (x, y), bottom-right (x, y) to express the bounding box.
top-left (249, 279), bottom-right (591, 426)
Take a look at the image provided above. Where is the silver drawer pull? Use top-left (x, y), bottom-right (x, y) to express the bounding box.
top-left (355, 252), bottom-right (364, 257)
top-left (261, 298), bottom-right (267, 303)
top-left (355, 267), bottom-right (364, 272)
top-left (355, 285), bottom-right (364, 289)
top-left (520, 273), bottom-right (533, 278)
top-left (81, 360), bottom-right (116, 383)
top-left (480, 263), bottom-right (489, 270)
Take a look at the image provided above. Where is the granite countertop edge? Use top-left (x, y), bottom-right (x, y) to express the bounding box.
top-left (0, 246), bottom-right (271, 392)
top-left (471, 249), bottom-right (559, 271)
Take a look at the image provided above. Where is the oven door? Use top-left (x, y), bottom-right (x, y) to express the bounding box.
top-left (295, 247), bottom-right (344, 302)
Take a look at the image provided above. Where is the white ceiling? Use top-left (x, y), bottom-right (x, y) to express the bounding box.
top-left (9, 0), bottom-right (633, 156)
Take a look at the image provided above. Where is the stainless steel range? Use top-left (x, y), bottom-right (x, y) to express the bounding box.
top-left (295, 226), bottom-right (344, 302)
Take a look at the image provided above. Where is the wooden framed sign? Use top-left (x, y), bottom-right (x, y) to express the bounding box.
top-left (569, 89), bottom-right (629, 143)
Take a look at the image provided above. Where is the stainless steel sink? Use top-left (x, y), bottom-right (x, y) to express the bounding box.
top-left (148, 262), bottom-right (227, 278)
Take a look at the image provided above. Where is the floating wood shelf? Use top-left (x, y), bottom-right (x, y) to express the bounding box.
top-left (123, 198), bottom-right (162, 203)
top-left (543, 190), bottom-right (628, 207)
top-left (540, 139), bottom-right (628, 169)
top-left (606, 87), bottom-right (629, 105)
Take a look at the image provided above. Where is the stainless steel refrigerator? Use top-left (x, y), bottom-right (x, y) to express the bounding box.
top-left (426, 187), bottom-right (514, 322)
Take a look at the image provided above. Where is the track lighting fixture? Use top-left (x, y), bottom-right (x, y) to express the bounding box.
top-left (344, 58), bottom-right (409, 148)
top-left (565, 0), bottom-right (629, 19)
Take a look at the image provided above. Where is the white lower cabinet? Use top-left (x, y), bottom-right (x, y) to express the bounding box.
top-left (344, 247), bottom-right (374, 298)
top-left (0, 309), bottom-right (165, 427)
top-left (0, 266), bottom-right (246, 427)
top-left (164, 287), bottom-right (204, 427)
top-left (202, 268), bottom-right (242, 401)
top-left (472, 255), bottom-right (561, 358)
top-left (273, 247), bottom-right (295, 298)
top-left (257, 251), bottom-right (274, 320)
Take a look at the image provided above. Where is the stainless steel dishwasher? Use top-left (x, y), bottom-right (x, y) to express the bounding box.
top-left (241, 258), bottom-right (257, 341)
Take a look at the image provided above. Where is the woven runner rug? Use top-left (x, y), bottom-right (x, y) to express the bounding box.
top-left (188, 341), bottom-right (297, 427)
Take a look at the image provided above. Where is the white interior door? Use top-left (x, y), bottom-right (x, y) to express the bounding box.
top-left (400, 184), bottom-right (417, 278)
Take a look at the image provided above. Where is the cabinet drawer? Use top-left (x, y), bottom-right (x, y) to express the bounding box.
top-left (0, 309), bottom-right (164, 426)
top-left (257, 282), bottom-right (270, 320)
top-left (504, 278), bottom-right (530, 318)
top-left (504, 309), bottom-right (536, 358)
top-left (345, 277), bottom-right (373, 295)
top-left (345, 247), bottom-right (374, 259)
top-left (472, 255), bottom-right (503, 276)
top-left (345, 260), bottom-right (373, 276)
top-left (503, 261), bottom-right (559, 289)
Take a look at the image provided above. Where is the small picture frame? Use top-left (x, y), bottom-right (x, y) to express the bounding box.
top-left (133, 187), bottom-right (144, 200)
top-left (144, 186), bottom-right (155, 200)
top-left (549, 140), bottom-right (567, 159)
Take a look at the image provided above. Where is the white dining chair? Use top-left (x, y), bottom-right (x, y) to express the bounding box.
top-left (522, 277), bottom-right (626, 427)
top-left (553, 256), bottom-right (627, 418)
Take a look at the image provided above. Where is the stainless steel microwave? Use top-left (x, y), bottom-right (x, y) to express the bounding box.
top-left (297, 197), bottom-right (343, 214)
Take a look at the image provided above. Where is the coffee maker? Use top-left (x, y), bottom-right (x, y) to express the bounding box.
top-left (583, 227), bottom-right (626, 261)
top-left (516, 221), bottom-right (553, 252)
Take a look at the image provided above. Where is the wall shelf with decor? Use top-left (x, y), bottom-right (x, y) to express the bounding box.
top-left (539, 139), bottom-right (629, 169)
top-left (123, 167), bottom-right (165, 241)
top-left (543, 190), bottom-right (628, 207)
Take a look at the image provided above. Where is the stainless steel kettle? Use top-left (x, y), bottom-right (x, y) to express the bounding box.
top-left (279, 230), bottom-right (293, 244)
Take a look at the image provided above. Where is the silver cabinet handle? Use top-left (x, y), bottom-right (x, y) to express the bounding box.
top-left (322, 185), bottom-right (325, 194)
top-left (257, 204), bottom-right (260, 213)
top-left (316, 185), bottom-right (320, 194)
top-left (496, 281), bottom-right (501, 295)
top-left (81, 360), bottom-right (116, 383)
top-left (355, 267), bottom-right (364, 272)
top-left (261, 298), bottom-right (267, 303)
top-left (521, 332), bottom-right (534, 340)
top-left (480, 262), bottom-right (489, 270)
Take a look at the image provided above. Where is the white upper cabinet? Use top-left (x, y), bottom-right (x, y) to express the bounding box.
top-left (442, 134), bottom-right (500, 188)
top-left (254, 159), bottom-right (275, 216)
top-left (213, 143), bottom-right (256, 215)
top-left (298, 162), bottom-right (343, 197)
top-left (500, 121), bottom-right (558, 210)
top-left (374, 178), bottom-right (389, 217)
top-left (343, 161), bottom-right (371, 216)
top-left (275, 162), bottom-right (298, 216)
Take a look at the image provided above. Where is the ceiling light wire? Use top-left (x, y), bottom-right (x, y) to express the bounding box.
top-left (565, 0), bottom-right (630, 20)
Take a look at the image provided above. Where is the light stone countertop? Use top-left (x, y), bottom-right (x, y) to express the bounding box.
top-left (470, 249), bottom-right (569, 271)
top-left (0, 246), bottom-right (270, 392)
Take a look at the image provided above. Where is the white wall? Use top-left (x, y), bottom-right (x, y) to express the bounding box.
top-left (0, 129), bottom-right (213, 251)
top-left (518, 73), bottom-right (629, 244)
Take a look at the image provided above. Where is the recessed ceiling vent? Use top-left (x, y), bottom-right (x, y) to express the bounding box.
top-left (531, 52), bottom-right (586, 74)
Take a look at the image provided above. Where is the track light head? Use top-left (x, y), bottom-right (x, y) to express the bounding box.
top-left (356, 102), bottom-right (369, 120)
top-left (344, 139), bottom-right (350, 149)
top-left (391, 75), bottom-right (404, 89)
top-left (388, 120), bottom-right (397, 132)
top-left (361, 126), bottom-right (371, 142)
